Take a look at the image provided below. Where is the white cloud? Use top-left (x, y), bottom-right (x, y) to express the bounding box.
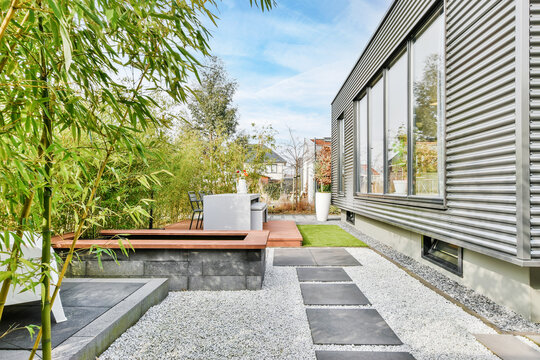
top-left (206, 0), bottom-right (392, 142)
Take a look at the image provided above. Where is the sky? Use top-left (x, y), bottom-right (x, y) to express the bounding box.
top-left (204, 0), bottom-right (393, 144)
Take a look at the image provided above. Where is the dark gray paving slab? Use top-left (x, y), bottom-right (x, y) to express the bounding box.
top-left (0, 305), bottom-right (109, 349)
top-left (0, 281), bottom-right (144, 350)
top-left (273, 248), bottom-right (316, 266)
top-left (316, 351), bottom-right (415, 360)
top-left (310, 248), bottom-right (361, 266)
top-left (475, 334), bottom-right (540, 360)
top-left (297, 267), bottom-right (352, 282)
top-left (301, 284), bottom-right (370, 305)
top-left (60, 281), bottom-right (143, 307)
top-left (307, 308), bottom-right (402, 345)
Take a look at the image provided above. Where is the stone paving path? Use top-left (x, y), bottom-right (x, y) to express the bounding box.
top-left (274, 248), bottom-right (415, 360)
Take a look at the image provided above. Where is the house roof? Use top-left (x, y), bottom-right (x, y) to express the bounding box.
top-left (311, 138), bottom-right (331, 146)
top-left (246, 145), bottom-right (286, 164)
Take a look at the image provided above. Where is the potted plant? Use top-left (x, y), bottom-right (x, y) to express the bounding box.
top-left (314, 145), bottom-right (332, 221)
top-left (391, 130), bottom-right (407, 194)
top-left (236, 169), bottom-right (248, 194)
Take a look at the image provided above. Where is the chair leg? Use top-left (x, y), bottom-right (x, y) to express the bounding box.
top-left (196, 212), bottom-right (202, 229)
top-left (190, 212), bottom-right (195, 230)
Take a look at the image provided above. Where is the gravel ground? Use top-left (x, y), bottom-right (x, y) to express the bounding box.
top-left (100, 244), bottom-right (511, 360)
top-left (339, 248), bottom-right (497, 360)
top-left (99, 251), bottom-right (315, 360)
top-left (339, 221), bottom-right (540, 333)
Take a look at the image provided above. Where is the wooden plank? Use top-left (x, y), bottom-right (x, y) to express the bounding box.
top-left (52, 231), bottom-right (268, 250)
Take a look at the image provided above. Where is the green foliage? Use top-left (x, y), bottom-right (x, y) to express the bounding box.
top-left (188, 56), bottom-right (239, 139)
top-left (263, 182), bottom-right (281, 200)
top-left (315, 145), bottom-right (331, 192)
top-left (0, 0), bottom-right (275, 357)
top-left (413, 54), bottom-right (440, 141)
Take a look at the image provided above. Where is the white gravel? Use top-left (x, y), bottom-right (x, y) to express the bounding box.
top-left (99, 249), bottom-right (315, 360)
top-left (340, 248), bottom-right (498, 360)
top-left (100, 246), bottom-right (503, 359)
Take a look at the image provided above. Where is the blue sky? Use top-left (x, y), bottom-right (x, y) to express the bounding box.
top-left (205, 0), bottom-right (392, 143)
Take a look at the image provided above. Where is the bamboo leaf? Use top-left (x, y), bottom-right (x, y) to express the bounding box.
top-left (0, 271), bottom-right (12, 282)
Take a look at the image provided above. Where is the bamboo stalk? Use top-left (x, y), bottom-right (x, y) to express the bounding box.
top-left (38, 2), bottom-right (53, 356)
top-left (0, 0), bottom-right (19, 44)
top-left (29, 64), bottom-right (150, 360)
top-left (0, 9), bottom-right (30, 74)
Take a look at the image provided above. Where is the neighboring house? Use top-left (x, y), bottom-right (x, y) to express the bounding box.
top-left (331, 1), bottom-right (540, 322)
top-left (263, 148), bottom-right (286, 181)
top-left (246, 145), bottom-right (286, 182)
top-left (300, 137), bottom-right (331, 203)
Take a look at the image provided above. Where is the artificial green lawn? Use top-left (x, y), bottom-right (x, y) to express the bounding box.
top-left (298, 225), bottom-right (368, 247)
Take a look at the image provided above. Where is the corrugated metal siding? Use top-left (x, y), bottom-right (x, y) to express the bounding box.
top-left (332, 0), bottom-right (438, 121)
top-left (531, 0), bottom-right (540, 258)
top-left (331, 0), bottom-right (522, 261)
top-left (445, 0), bottom-right (517, 256)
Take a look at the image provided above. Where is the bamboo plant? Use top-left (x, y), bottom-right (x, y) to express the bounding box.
top-left (0, 1), bottom-right (274, 359)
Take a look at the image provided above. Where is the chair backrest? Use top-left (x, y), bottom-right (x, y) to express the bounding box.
top-left (199, 191), bottom-right (206, 200)
top-left (188, 191), bottom-right (200, 210)
top-left (206, 190), bottom-right (213, 195)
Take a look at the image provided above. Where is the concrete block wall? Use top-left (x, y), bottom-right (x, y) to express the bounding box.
top-left (58, 248), bottom-right (266, 291)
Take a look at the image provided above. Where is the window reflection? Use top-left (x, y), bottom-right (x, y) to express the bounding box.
top-left (387, 52), bottom-right (408, 194)
top-left (369, 78), bottom-right (384, 194)
top-left (412, 14), bottom-right (444, 196)
top-left (356, 96), bottom-right (368, 193)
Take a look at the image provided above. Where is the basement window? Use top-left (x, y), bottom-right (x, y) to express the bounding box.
top-left (346, 211), bottom-right (355, 225)
top-left (422, 236), bottom-right (462, 276)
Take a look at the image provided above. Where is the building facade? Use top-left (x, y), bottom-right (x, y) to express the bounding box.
top-left (262, 148), bottom-right (286, 182)
top-left (331, 0), bottom-right (540, 321)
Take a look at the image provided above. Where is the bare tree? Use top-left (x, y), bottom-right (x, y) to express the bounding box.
top-left (281, 127), bottom-right (309, 209)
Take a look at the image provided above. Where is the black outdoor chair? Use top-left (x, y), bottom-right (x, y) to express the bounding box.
top-left (206, 190), bottom-right (213, 195)
top-left (188, 191), bottom-right (203, 229)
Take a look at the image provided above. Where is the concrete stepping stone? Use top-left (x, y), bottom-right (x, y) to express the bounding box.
top-left (273, 248), bottom-right (316, 266)
top-left (274, 248), bottom-right (360, 267)
top-left (310, 248), bottom-right (361, 266)
top-left (297, 268), bottom-right (352, 282)
top-left (306, 308), bottom-right (402, 345)
top-left (301, 284), bottom-right (370, 305)
top-left (316, 351), bottom-right (415, 360)
top-left (527, 335), bottom-right (540, 347)
top-left (475, 334), bottom-right (540, 360)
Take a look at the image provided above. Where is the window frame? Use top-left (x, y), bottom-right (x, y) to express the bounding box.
top-left (422, 236), bottom-right (463, 277)
top-left (354, 92), bottom-right (368, 194)
top-left (338, 115), bottom-right (345, 195)
top-left (352, 6), bottom-right (445, 209)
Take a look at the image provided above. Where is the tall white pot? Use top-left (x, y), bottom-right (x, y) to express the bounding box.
top-left (315, 192), bottom-right (331, 222)
top-left (237, 178), bottom-right (248, 194)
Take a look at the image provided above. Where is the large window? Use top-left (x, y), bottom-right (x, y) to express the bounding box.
top-left (369, 78), bottom-right (384, 194)
top-left (338, 117), bottom-right (345, 193)
top-left (412, 14), bottom-right (444, 196)
top-left (387, 52), bottom-right (408, 195)
top-left (355, 96), bottom-right (368, 193)
top-left (353, 9), bottom-right (444, 201)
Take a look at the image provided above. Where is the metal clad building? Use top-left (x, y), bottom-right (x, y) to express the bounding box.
top-left (331, 0), bottom-right (540, 321)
